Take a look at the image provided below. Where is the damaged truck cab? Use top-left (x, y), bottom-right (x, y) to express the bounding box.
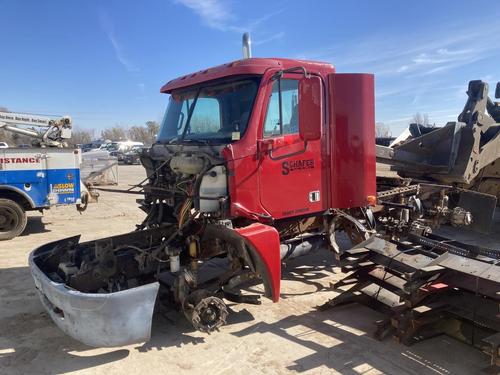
top-left (30, 57), bottom-right (376, 346)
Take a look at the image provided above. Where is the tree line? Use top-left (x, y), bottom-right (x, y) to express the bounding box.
top-left (71, 121), bottom-right (160, 147)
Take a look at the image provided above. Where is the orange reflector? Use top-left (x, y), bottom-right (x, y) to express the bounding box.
top-left (366, 195), bottom-right (377, 206)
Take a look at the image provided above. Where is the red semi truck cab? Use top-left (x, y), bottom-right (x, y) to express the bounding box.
top-left (157, 58), bottom-right (376, 222)
top-left (29, 57), bottom-right (377, 347)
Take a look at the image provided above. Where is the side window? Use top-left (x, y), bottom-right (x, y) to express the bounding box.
top-left (189, 97), bottom-right (221, 134)
top-left (263, 79), bottom-right (299, 137)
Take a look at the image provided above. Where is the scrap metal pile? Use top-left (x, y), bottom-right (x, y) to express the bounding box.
top-left (323, 229), bottom-right (499, 367)
top-left (324, 80), bottom-right (500, 368)
top-left (376, 79), bottom-right (500, 231)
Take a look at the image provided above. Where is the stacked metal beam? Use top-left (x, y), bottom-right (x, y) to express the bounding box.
top-left (322, 233), bottom-right (500, 369)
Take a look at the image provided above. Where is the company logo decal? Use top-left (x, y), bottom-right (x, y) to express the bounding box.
top-left (52, 183), bottom-right (75, 194)
top-left (282, 159), bottom-right (315, 175)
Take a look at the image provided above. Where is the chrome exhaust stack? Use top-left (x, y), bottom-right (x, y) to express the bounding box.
top-left (242, 32), bottom-right (252, 59)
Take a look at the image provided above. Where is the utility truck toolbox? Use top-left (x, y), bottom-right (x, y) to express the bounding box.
top-left (0, 148), bottom-right (82, 239)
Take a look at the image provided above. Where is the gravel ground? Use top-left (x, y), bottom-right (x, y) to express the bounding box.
top-left (0, 165), bottom-right (494, 375)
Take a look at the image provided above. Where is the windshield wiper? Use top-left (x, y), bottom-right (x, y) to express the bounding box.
top-left (180, 88), bottom-right (201, 141)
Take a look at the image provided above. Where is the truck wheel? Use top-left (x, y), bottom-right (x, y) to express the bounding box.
top-left (0, 198), bottom-right (28, 240)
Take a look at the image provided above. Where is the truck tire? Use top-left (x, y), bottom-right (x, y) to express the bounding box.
top-left (0, 198), bottom-right (28, 240)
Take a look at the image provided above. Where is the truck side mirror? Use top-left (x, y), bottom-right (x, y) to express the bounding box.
top-left (496, 82), bottom-right (500, 99)
top-left (298, 76), bottom-right (323, 141)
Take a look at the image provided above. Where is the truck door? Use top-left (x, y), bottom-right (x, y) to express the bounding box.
top-left (258, 77), bottom-right (324, 219)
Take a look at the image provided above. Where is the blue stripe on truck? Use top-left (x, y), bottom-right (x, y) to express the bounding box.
top-left (0, 168), bottom-right (81, 208)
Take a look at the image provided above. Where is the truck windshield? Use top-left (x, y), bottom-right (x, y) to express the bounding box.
top-left (157, 77), bottom-right (260, 144)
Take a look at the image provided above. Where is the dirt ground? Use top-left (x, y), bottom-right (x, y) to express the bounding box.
top-left (0, 165), bottom-right (495, 375)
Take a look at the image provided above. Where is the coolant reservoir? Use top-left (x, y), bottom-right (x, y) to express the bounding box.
top-left (199, 166), bottom-right (227, 213)
top-left (170, 155), bottom-right (204, 175)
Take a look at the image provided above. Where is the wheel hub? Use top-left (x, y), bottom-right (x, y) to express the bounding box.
top-left (190, 296), bottom-right (228, 333)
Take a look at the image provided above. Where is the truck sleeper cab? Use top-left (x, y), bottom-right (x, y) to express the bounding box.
top-left (30, 57), bottom-right (376, 346)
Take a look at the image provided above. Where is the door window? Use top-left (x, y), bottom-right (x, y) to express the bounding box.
top-left (264, 79), bottom-right (299, 137)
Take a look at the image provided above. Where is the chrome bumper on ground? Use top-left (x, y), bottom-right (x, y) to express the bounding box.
top-left (29, 239), bottom-right (159, 347)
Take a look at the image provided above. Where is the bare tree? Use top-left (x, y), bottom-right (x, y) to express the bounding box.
top-left (12, 132), bottom-right (35, 146)
top-left (146, 121), bottom-right (160, 143)
top-left (0, 130), bottom-right (12, 144)
top-left (128, 125), bottom-right (150, 145)
top-left (70, 128), bottom-right (95, 146)
top-left (412, 112), bottom-right (432, 127)
top-left (375, 122), bottom-right (392, 138)
top-left (101, 126), bottom-right (128, 141)
top-left (126, 121), bottom-right (160, 146)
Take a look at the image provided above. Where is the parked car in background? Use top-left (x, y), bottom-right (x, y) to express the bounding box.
top-left (106, 141), bottom-right (144, 162)
top-left (0, 142), bottom-right (9, 148)
top-left (82, 140), bottom-right (108, 152)
top-left (123, 146), bottom-right (147, 165)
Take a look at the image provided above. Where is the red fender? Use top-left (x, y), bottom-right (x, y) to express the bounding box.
top-left (235, 223), bottom-right (281, 302)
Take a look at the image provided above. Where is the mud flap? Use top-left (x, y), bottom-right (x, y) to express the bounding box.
top-left (235, 223), bottom-right (281, 302)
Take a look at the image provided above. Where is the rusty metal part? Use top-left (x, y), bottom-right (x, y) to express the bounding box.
top-left (322, 232), bottom-right (500, 368)
top-left (376, 80), bottom-right (500, 204)
top-left (377, 184), bottom-right (420, 200)
top-left (183, 291), bottom-right (228, 333)
top-left (327, 210), bottom-right (371, 257)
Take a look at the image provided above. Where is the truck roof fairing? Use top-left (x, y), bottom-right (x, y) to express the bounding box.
top-left (160, 57), bottom-right (334, 93)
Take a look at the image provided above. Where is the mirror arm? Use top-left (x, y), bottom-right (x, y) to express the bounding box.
top-left (269, 141), bottom-right (308, 161)
top-left (271, 66), bottom-right (309, 81)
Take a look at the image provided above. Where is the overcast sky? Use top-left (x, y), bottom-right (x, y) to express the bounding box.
top-left (1, 0), bottom-right (499, 135)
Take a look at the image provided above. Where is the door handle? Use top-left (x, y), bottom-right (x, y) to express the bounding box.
top-left (257, 139), bottom-right (274, 155)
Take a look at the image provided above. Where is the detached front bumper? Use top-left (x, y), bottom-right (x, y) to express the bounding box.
top-left (29, 238), bottom-right (159, 347)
